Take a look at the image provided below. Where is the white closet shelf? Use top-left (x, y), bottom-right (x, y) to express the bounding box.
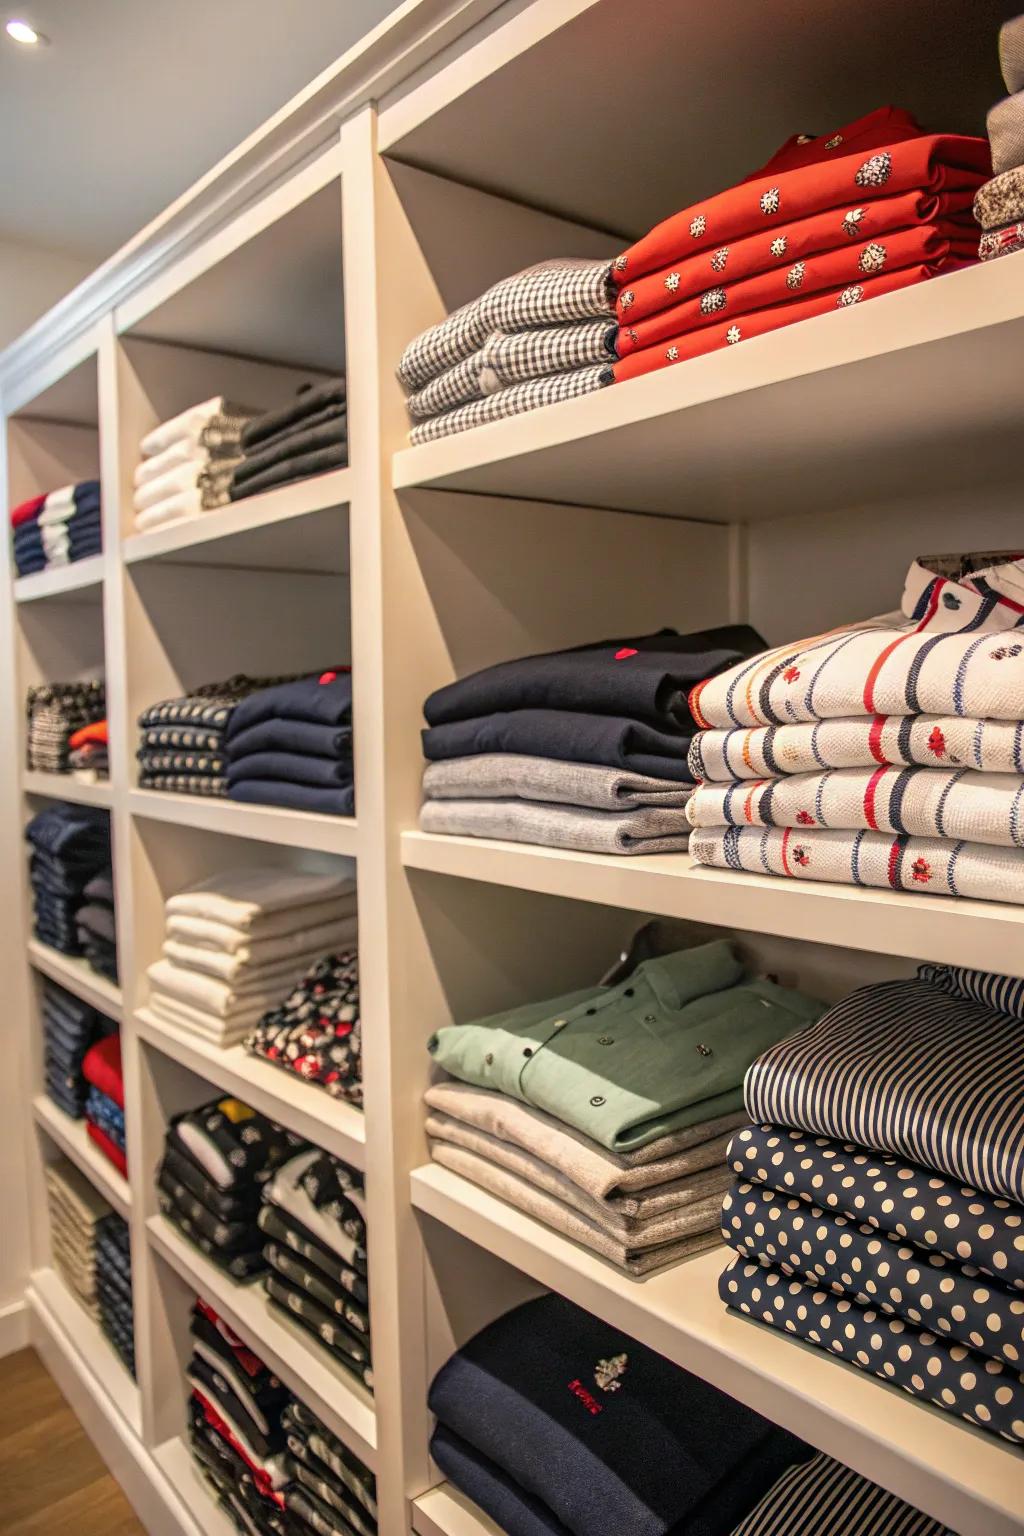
top-left (33, 1094), bottom-right (132, 1220)
top-left (401, 830), bottom-right (1024, 978)
top-left (27, 937), bottom-right (124, 1020)
top-left (411, 1164), bottom-right (1023, 1536)
top-left (147, 1213), bottom-right (378, 1469)
top-left (153, 1438), bottom-right (244, 1536)
top-left (128, 789), bottom-right (359, 858)
top-left (13, 555), bottom-right (104, 603)
top-left (28, 1265), bottom-right (142, 1437)
top-left (413, 1484), bottom-right (504, 1536)
top-left (22, 770), bottom-right (112, 808)
top-left (392, 260), bottom-right (1024, 522)
top-left (122, 469), bottom-right (352, 574)
top-left (136, 1008), bottom-right (366, 1169)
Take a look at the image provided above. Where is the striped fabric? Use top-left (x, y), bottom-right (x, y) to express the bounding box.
top-left (728, 1450), bottom-right (947, 1536)
top-left (918, 960), bottom-right (1024, 1019)
top-left (688, 714), bottom-right (1024, 781)
top-left (686, 765), bottom-right (1024, 849)
top-left (744, 976), bottom-right (1024, 1204)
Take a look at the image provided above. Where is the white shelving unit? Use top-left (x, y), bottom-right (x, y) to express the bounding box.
top-left (1, 2), bottom-right (1023, 1534)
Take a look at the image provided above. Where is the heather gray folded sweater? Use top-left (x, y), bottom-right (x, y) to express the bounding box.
top-left (422, 754), bottom-right (691, 811)
top-left (420, 795), bottom-right (689, 854)
top-left (988, 90), bottom-right (1024, 175)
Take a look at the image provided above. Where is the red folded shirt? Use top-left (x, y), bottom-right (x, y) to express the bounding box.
top-left (68, 719), bottom-right (108, 749)
top-left (195, 1297), bottom-right (267, 1379)
top-left (87, 1120), bottom-right (127, 1178)
top-left (614, 132), bottom-right (991, 284)
top-left (10, 494), bottom-right (45, 529)
top-left (612, 261), bottom-right (974, 383)
top-left (616, 221), bottom-right (977, 356)
top-left (740, 106), bottom-right (923, 183)
top-left (615, 187), bottom-right (977, 325)
top-left (82, 1032), bottom-right (123, 1109)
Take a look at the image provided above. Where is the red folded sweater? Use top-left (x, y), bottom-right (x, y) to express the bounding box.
top-left (82, 1032), bottom-right (124, 1110)
top-left (10, 494), bottom-right (45, 529)
top-left (740, 106), bottom-right (923, 183)
top-left (87, 1121), bottom-right (127, 1178)
top-left (68, 719), bottom-right (108, 750)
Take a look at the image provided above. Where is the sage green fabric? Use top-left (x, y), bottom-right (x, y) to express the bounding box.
top-left (427, 940), bottom-right (823, 1151)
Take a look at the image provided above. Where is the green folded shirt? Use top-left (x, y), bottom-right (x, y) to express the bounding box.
top-left (428, 940), bottom-right (823, 1151)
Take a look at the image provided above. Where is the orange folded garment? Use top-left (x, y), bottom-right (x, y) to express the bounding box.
top-left (68, 719), bottom-right (108, 749)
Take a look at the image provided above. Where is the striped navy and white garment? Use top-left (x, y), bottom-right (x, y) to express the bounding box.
top-left (919, 961), bottom-right (1024, 1018)
top-left (408, 364), bottom-right (613, 445)
top-left (744, 976), bottom-right (1024, 1206)
top-left (728, 1450), bottom-right (949, 1536)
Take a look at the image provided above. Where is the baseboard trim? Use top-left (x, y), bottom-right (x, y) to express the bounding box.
top-left (0, 1297), bottom-right (29, 1357)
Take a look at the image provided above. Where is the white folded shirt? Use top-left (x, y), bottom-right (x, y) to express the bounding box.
top-left (133, 490), bottom-right (205, 532)
top-left (133, 461), bottom-right (204, 513)
top-left (148, 957), bottom-right (288, 1019)
top-left (161, 937), bottom-right (337, 989)
top-left (140, 397), bottom-right (238, 459)
top-left (135, 435), bottom-right (235, 488)
top-left (163, 918), bottom-right (356, 981)
top-left (147, 992), bottom-right (258, 1044)
top-left (166, 867), bottom-right (356, 929)
top-left (165, 897), bottom-right (356, 952)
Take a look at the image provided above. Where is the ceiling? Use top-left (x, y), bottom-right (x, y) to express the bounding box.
top-left (0, 0), bottom-right (400, 261)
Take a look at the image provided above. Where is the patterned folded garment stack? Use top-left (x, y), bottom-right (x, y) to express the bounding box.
top-left (246, 950), bottom-right (361, 1104)
top-left (977, 13), bottom-right (1024, 260)
top-left (720, 962), bottom-right (1024, 1445)
top-left (425, 934), bottom-right (824, 1274)
top-left (68, 719), bottom-right (108, 781)
top-left (137, 672), bottom-right (301, 797)
top-left (229, 376), bottom-right (347, 501)
top-left (686, 551), bottom-right (1024, 906)
top-left (83, 1031), bottom-right (126, 1177)
top-left (421, 624), bottom-right (764, 856)
top-left (185, 1299), bottom-right (378, 1536)
top-left (25, 801), bottom-right (111, 961)
top-left (399, 258), bottom-right (618, 443)
top-left (429, 1292), bottom-right (951, 1536)
top-left (11, 479), bottom-right (102, 577)
top-left (41, 978), bottom-right (117, 1119)
top-left (133, 396), bottom-right (257, 533)
top-left (223, 669), bottom-right (355, 816)
top-left (612, 107), bottom-right (988, 382)
top-left (26, 679), bottom-right (105, 774)
top-left (147, 866), bottom-right (357, 1047)
top-left (96, 1212), bottom-right (135, 1378)
top-left (157, 1097), bottom-right (304, 1280)
top-left (259, 1147), bottom-right (372, 1389)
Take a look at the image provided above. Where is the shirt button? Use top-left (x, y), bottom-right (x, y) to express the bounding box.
top-left (597, 1036), bottom-right (614, 1046)
top-left (484, 1053), bottom-right (494, 1066)
top-left (643, 1014), bottom-right (656, 1023)
top-left (623, 987), bottom-right (635, 997)
top-left (590, 1095), bottom-right (605, 1106)
top-left (696, 1043), bottom-right (713, 1056)
top-left (523, 1047), bottom-right (533, 1058)
top-left (551, 1019), bottom-right (567, 1030)
top-left (427, 1034), bottom-right (438, 1052)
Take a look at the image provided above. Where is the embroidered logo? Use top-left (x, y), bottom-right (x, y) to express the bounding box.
top-left (689, 214), bottom-right (707, 239)
top-left (824, 133), bottom-right (843, 150)
top-left (855, 151), bottom-right (892, 188)
top-left (619, 289), bottom-right (635, 311)
top-left (942, 592), bottom-right (961, 610)
top-left (991, 644), bottom-right (1023, 659)
top-left (796, 810), bottom-right (815, 825)
top-left (627, 328), bottom-right (639, 345)
top-left (666, 346), bottom-right (679, 361)
top-left (665, 271), bottom-right (681, 293)
top-left (783, 666), bottom-right (801, 683)
top-left (319, 670), bottom-right (338, 685)
top-left (725, 325), bottom-right (742, 345)
top-left (796, 133), bottom-right (815, 145)
top-left (769, 235), bottom-right (788, 258)
top-left (792, 845), bottom-right (810, 867)
top-left (595, 1354), bottom-right (628, 1392)
top-left (842, 207), bottom-right (867, 237)
top-left (699, 287), bottom-right (726, 315)
top-left (760, 187), bottom-right (781, 216)
top-left (786, 261), bottom-right (806, 290)
top-left (710, 246), bottom-right (730, 272)
top-left (614, 648), bottom-right (638, 660)
top-left (858, 241), bottom-right (887, 274)
top-left (837, 284), bottom-right (864, 307)
top-left (567, 1379), bottom-right (604, 1415)
top-left (614, 254), bottom-right (628, 272)
top-left (927, 726), bottom-right (947, 757)
top-left (911, 857), bottom-right (931, 883)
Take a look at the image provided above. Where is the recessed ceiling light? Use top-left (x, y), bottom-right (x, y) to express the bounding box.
top-left (5, 18), bottom-right (48, 45)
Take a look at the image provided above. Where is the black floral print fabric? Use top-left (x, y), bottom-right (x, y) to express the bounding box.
top-left (245, 952), bottom-right (361, 1104)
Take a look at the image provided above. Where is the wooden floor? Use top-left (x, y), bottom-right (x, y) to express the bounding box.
top-left (0, 1348), bottom-right (146, 1535)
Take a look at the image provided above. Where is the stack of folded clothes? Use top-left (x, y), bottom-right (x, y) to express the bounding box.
top-left (399, 259), bottom-right (618, 443)
top-left (686, 550), bottom-right (1024, 905)
top-left (82, 1031), bottom-right (126, 1177)
top-left (45, 1158), bottom-right (110, 1322)
top-left (420, 625), bottom-right (764, 855)
top-left (158, 1097), bottom-right (303, 1279)
top-left (75, 867), bottom-right (118, 981)
top-left (612, 107), bottom-right (988, 382)
top-left (259, 1147), bottom-right (372, 1388)
top-left (133, 397), bottom-right (256, 534)
top-left (10, 492), bottom-right (47, 576)
top-left (246, 950), bottom-right (361, 1104)
top-left (229, 377), bottom-right (347, 502)
top-left (425, 935), bottom-right (823, 1274)
top-left (95, 1213), bottom-right (135, 1378)
top-left (26, 679), bottom-right (105, 774)
top-left (12, 481), bottom-right (102, 575)
top-left (147, 867), bottom-right (357, 1047)
top-left (136, 672), bottom-right (300, 796)
top-left (280, 1398), bottom-right (377, 1536)
top-left (68, 719), bottom-right (109, 781)
top-left (223, 670), bottom-right (355, 815)
top-left (721, 961), bottom-right (1024, 1445)
top-left (42, 979), bottom-right (117, 1118)
top-left (431, 1294), bottom-right (951, 1536)
top-left (25, 802), bottom-right (110, 957)
top-left (976, 13), bottom-right (1024, 260)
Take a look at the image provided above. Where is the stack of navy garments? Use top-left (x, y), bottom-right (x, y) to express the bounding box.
top-left (10, 493), bottom-right (47, 576)
top-left (41, 978), bottom-right (116, 1117)
top-left (31, 481), bottom-right (102, 571)
top-left (96, 1212), bottom-right (135, 1378)
top-left (223, 670), bottom-right (355, 816)
top-left (137, 672), bottom-right (301, 797)
top-left (420, 625), bottom-right (764, 856)
top-left (228, 377), bottom-right (347, 502)
top-left (75, 868), bottom-right (118, 981)
top-left (25, 803), bottom-right (111, 958)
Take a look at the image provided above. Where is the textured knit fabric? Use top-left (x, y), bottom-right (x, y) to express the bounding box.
top-left (230, 414), bottom-right (346, 487)
top-left (140, 399), bottom-right (256, 460)
top-left (167, 866), bottom-right (354, 928)
top-left (979, 220), bottom-right (1024, 259)
top-left (1002, 13), bottom-right (1024, 93)
top-left (420, 795), bottom-right (689, 854)
top-left (240, 378), bottom-right (346, 451)
top-left (745, 973), bottom-right (1024, 1204)
top-left (409, 364), bottom-right (612, 443)
top-left (26, 680), bottom-right (105, 773)
top-left (987, 90), bottom-right (1024, 177)
top-left (974, 163), bottom-right (1024, 229)
top-left (423, 754), bottom-right (691, 809)
top-left (728, 1450), bottom-right (956, 1536)
top-left (423, 709), bottom-right (693, 780)
top-left (134, 434), bottom-right (246, 488)
top-left (10, 492), bottom-right (45, 528)
top-left (430, 1427), bottom-right (572, 1536)
top-left (132, 456), bottom-right (239, 514)
top-left (228, 441), bottom-right (347, 501)
top-left (245, 952), bottom-right (361, 1103)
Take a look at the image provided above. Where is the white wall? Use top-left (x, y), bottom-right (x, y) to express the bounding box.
top-left (0, 239), bottom-right (93, 352)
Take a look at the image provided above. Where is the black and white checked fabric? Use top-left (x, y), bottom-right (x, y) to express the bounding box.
top-left (729, 1451), bottom-right (950, 1536)
top-left (398, 258), bottom-right (614, 391)
top-left (406, 352), bottom-right (483, 421)
top-left (479, 318), bottom-right (617, 392)
top-left (745, 975), bottom-right (1024, 1205)
top-left (409, 364), bottom-right (613, 445)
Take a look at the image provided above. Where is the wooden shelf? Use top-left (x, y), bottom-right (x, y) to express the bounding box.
top-left (33, 1095), bottom-right (131, 1220)
top-left (28, 1265), bottom-right (141, 1437)
top-left (128, 789), bottom-right (358, 858)
top-left (401, 830), bottom-right (1024, 978)
top-left (136, 1008), bottom-right (366, 1170)
top-left (27, 938), bottom-right (123, 1020)
top-left (413, 1485), bottom-right (505, 1536)
top-left (22, 770), bottom-right (112, 808)
top-left (411, 1163), bottom-right (1023, 1536)
top-left (147, 1214), bottom-right (378, 1470)
top-left (13, 554), bottom-right (104, 603)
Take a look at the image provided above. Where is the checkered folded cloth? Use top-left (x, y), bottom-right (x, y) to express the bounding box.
top-left (397, 258), bottom-right (614, 391)
top-left (689, 822), bottom-right (1024, 905)
top-left (689, 714), bottom-right (1024, 780)
top-left (406, 318), bottom-right (617, 420)
top-left (409, 364), bottom-right (612, 444)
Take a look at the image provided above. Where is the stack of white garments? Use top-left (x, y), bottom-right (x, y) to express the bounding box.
top-left (133, 397), bottom-right (258, 534)
top-left (146, 867), bottom-right (357, 1046)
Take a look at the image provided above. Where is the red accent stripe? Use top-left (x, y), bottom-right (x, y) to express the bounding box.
top-left (863, 765), bottom-right (888, 831)
top-left (914, 577), bottom-right (946, 633)
top-left (689, 678), bottom-right (710, 728)
top-left (743, 780), bottom-right (767, 823)
top-left (862, 632), bottom-right (914, 714)
top-left (887, 837), bottom-right (902, 888)
top-left (868, 714), bottom-right (888, 764)
top-left (780, 826), bottom-right (793, 877)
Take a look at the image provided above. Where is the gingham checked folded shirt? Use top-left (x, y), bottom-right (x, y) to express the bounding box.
top-left (406, 318), bottom-right (616, 420)
top-left (408, 364), bottom-right (612, 445)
